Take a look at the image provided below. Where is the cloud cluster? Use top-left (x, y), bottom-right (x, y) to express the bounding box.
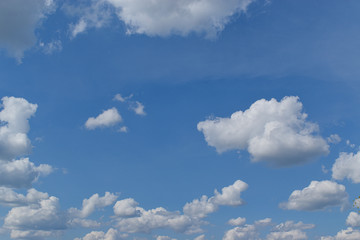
top-left (321, 227), bottom-right (360, 240)
top-left (198, 96), bottom-right (329, 167)
top-left (332, 151), bottom-right (360, 183)
top-left (0, 0), bottom-right (55, 61)
top-left (280, 180), bottom-right (349, 211)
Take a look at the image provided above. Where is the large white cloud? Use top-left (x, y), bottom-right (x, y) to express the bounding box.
top-left (198, 96), bottom-right (329, 167)
top-left (266, 221), bottom-right (314, 240)
top-left (113, 180), bottom-right (248, 234)
top-left (0, 0), bottom-right (55, 61)
top-left (279, 180), bottom-right (349, 211)
top-left (332, 151), bottom-right (360, 183)
top-left (0, 158), bottom-right (52, 188)
top-left (85, 108), bottom-right (122, 130)
top-left (0, 96), bottom-right (37, 160)
top-left (0, 187), bottom-right (48, 207)
top-left (321, 227), bottom-right (360, 240)
top-left (68, 0), bottom-right (255, 38)
top-left (346, 212), bottom-right (360, 227)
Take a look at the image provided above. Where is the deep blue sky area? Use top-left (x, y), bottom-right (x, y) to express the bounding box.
top-left (0, 1), bottom-right (360, 240)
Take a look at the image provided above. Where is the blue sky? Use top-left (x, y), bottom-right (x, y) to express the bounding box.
top-left (1, 0), bottom-right (360, 239)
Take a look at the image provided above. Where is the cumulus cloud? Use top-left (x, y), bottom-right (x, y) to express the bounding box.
top-left (223, 218), bottom-right (271, 240)
top-left (327, 134), bottom-right (341, 144)
top-left (321, 227), bottom-right (360, 240)
top-left (183, 180), bottom-right (248, 218)
top-left (0, 187), bottom-right (48, 207)
top-left (74, 228), bottom-right (121, 240)
top-left (106, 0), bottom-right (254, 38)
top-left (0, 96), bottom-right (38, 160)
top-left (332, 151), bottom-right (360, 183)
top-left (279, 180), bottom-right (349, 211)
top-left (85, 108), bottom-right (122, 130)
top-left (198, 96), bottom-right (329, 167)
top-left (0, 158), bottom-right (52, 188)
top-left (346, 212), bottom-right (360, 227)
top-left (266, 221), bottom-right (314, 240)
top-left (113, 180), bottom-right (247, 234)
top-left (0, 0), bottom-right (56, 61)
top-left (228, 217), bottom-right (246, 226)
top-left (69, 192), bottom-right (118, 218)
top-left (4, 196), bottom-right (67, 239)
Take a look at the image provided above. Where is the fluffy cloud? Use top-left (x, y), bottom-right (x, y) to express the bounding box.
top-left (156, 236), bottom-right (177, 240)
top-left (183, 180), bottom-right (248, 218)
top-left (198, 96), bottom-right (329, 167)
top-left (223, 218), bottom-right (271, 240)
top-left (332, 151), bottom-right (360, 183)
top-left (228, 217), bottom-right (246, 226)
top-left (346, 212), bottom-right (360, 227)
top-left (0, 187), bottom-right (48, 207)
top-left (327, 134), bottom-right (341, 144)
top-left (0, 96), bottom-right (37, 160)
top-left (85, 108), bottom-right (122, 130)
top-left (321, 227), bottom-right (360, 240)
top-left (266, 221), bottom-right (314, 240)
top-left (4, 196), bottom-right (67, 238)
top-left (194, 235), bottom-right (206, 240)
top-left (0, 0), bottom-right (55, 61)
top-left (113, 180), bottom-right (247, 234)
top-left (106, 0), bottom-right (254, 38)
top-left (69, 192), bottom-right (118, 218)
top-left (279, 180), bottom-right (349, 211)
top-left (0, 158), bottom-right (52, 188)
top-left (74, 228), bottom-right (121, 240)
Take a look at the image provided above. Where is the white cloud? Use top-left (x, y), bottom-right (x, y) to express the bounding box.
top-left (118, 126), bottom-right (128, 133)
top-left (69, 192), bottom-right (118, 218)
top-left (0, 158), bottom-right (52, 188)
top-left (327, 134), bottom-right (341, 144)
top-left (113, 93), bottom-right (132, 103)
top-left (0, 96), bottom-right (38, 160)
top-left (321, 227), bottom-right (360, 240)
top-left (279, 180), bottom-right (349, 211)
top-left (198, 96), bottom-right (329, 167)
top-left (223, 224), bottom-right (259, 240)
top-left (113, 198), bottom-right (139, 217)
top-left (85, 108), bottom-right (122, 130)
top-left (4, 196), bottom-right (67, 238)
top-left (346, 140), bottom-right (355, 148)
top-left (346, 212), bottom-right (360, 227)
top-left (0, 187), bottom-right (48, 207)
top-left (130, 101), bottom-right (146, 116)
top-left (332, 151), bottom-right (360, 183)
top-left (40, 39), bottom-right (62, 55)
top-left (266, 221), bottom-right (314, 240)
top-left (0, 0), bottom-right (56, 61)
top-left (228, 217), bottom-right (246, 226)
top-left (156, 236), bottom-right (177, 240)
top-left (106, 0), bottom-right (254, 38)
top-left (64, 0), bottom-right (113, 38)
top-left (194, 234), bottom-right (206, 240)
top-left (183, 180), bottom-right (248, 218)
top-left (74, 228), bottom-right (121, 240)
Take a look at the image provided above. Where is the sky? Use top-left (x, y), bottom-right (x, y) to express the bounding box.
top-left (1, 0), bottom-right (360, 239)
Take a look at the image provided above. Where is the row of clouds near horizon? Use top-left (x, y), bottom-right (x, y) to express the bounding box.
top-left (0, 0), bottom-right (255, 61)
top-left (0, 95), bottom-right (359, 239)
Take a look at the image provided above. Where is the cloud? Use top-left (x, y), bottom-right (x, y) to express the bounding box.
top-left (279, 180), bottom-right (349, 211)
top-left (0, 96), bottom-right (38, 160)
top-left (74, 228), bottom-right (121, 240)
top-left (183, 180), bottom-right (248, 218)
top-left (332, 151), bottom-right (360, 183)
top-left (228, 217), bottom-right (246, 226)
top-left (113, 94), bottom-right (132, 103)
top-left (327, 134), bottom-right (341, 144)
top-left (69, 192), bottom-right (118, 218)
top-left (0, 158), bottom-right (52, 188)
top-left (113, 180), bottom-right (247, 234)
top-left (156, 236), bottom-right (177, 240)
top-left (0, 0), bottom-right (56, 61)
top-left (0, 187), bottom-right (48, 207)
top-left (85, 108), bottom-right (122, 130)
top-left (346, 212), bottom-right (360, 227)
top-left (321, 227), bottom-right (360, 240)
top-left (130, 101), bottom-right (146, 116)
top-left (266, 221), bottom-right (314, 240)
top-left (39, 40), bottom-right (62, 55)
top-left (197, 96), bottom-right (329, 167)
top-left (223, 218), bottom-right (271, 240)
top-left (106, 0), bottom-right (254, 38)
top-left (194, 235), bottom-right (206, 240)
top-left (4, 196), bottom-right (67, 239)
top-left (64, 0), bottom-right (113, 38)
